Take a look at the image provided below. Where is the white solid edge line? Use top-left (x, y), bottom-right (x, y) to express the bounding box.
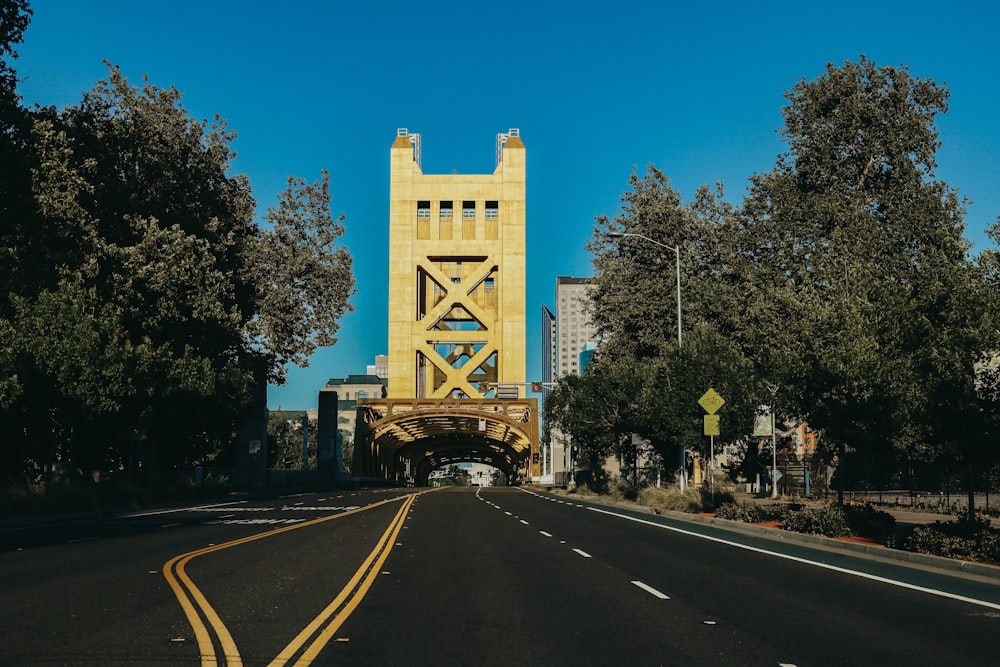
top-left (127, 500), bottom-right (249, 517)
top-left (586, 506), bottom-right (1000, 611)
top-left (573, 548), bottom-right (592, 558)
top-left (631, 580), bottom-right (670, 599)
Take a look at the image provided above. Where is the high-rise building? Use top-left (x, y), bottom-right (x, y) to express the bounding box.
top-left (387, 129), bottom-right (526, 399)
top-left (552, 276), bottom-right (598, 378)
top-left (541, 305), bottom-right (556, 386)
top-left (543, 276), bottom-right (599, 486)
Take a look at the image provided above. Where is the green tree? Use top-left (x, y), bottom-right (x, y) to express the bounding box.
top-left (249, 171), bottom-right (356, 382)
top-left (267, 410), bottom-right (318, 470)
top-left (739, 56), bottom-right (994, 502)
top-left (543, 367), bottom-right (626, 490)
top-left (0, 0), bottom-right (34, 416)
top-left (9, 66), bottom-right (261, 475)
top-left (340, 430), bottom-right (354, 474)
top-left (584, 168), bottom-right (761, 483)
top-left (1, 50), bottom-right (356, 486)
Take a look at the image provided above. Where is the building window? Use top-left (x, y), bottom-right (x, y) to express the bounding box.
top-left (462, 201), bottom-right (476, 218)
top-left (417, 200), bottom-right (430, 218)
top-left (484, 278), bottom-right (495, 292)
top-left (485, 201), bottom-right (498, 219)
top-left (440, 201), bottom-right (453, 218)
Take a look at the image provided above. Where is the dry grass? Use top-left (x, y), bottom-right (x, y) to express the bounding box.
top-left (639, 486), bottom-right (705, 513)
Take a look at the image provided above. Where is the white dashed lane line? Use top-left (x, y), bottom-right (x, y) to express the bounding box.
top-left (572, 548), bottom-right (592, 558)
top-left (631, 580), bottom-right (670, 599)
top-left (539, 531), bottom-right (553, 537)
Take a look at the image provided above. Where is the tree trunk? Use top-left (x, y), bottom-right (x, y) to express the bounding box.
top-left (835, 445), bottom-right (845, 506)
top-left (967, 460), bottom-right (977, 527)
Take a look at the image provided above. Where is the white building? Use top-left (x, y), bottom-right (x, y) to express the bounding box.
top-left (542, 276), bottom-right (600, 485)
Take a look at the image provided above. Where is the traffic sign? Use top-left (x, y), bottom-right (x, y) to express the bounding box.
top-left (704, 414), bottom-right (720, 436)
top-left (698, 388), bottom-right (725, 414)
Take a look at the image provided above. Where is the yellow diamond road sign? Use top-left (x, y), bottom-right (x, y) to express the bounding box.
top-left (698, 388), bottom-right (725, 414)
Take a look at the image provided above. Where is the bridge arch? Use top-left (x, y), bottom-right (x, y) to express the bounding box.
top-left (353, 398), bottom-right (538, 485)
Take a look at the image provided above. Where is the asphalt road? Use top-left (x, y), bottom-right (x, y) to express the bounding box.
top-left (2, 486), bottom-right (999, 666)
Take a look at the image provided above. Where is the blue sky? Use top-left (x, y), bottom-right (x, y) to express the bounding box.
top-left (14, 0), bottom-right (1000, 410)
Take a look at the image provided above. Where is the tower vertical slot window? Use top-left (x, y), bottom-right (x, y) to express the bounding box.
top-left (462, 201), bottom-right (476, 240)
top-left (416, 200), bottom-right (431, 239)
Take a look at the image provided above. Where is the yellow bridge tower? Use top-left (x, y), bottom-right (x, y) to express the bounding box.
top-left (388, 128), bottom-right (526, 399)
top-left (353, 129), bottom-right (537, 484)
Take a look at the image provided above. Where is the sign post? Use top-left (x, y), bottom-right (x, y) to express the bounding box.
top-left (698, 389), bottom-right (724, 499)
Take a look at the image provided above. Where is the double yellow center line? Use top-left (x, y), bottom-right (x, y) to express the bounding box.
top-left (163, 491), bottom-right (422, 666)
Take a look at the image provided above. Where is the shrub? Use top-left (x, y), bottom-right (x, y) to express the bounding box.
top-left (903, 520), bottom-right (1000, 562)
top-left (715, 502), bottom-right (763, 523)
top-left (713, 501), bottom-right (793, 524)
top-left (843, 504), bottom-right (896, 541)
top-left (782, 506), bottom-right (852, 537)
top-left (756, 503), bottom-right (793, 523)
top-left (698, 487), bottom-right (735, 512)
top-left (610, 481), bottom-right (640, 503)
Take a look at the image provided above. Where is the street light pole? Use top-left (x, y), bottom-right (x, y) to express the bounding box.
top-left (608, 231), bottom-right (684, 488)
top-left (767, 383), bottom-right (779, 499)
top-left (606, 232), bottom-right (681, 347)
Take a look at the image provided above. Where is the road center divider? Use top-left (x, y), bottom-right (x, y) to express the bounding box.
top-left (163, 491), bottom-right (428, 667)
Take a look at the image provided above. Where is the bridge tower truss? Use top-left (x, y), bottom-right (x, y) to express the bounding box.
top-left (388, 129), bottom-right (526, 400)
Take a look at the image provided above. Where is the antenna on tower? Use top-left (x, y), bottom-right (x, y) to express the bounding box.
top-left (496, 128), bottom-right (519, 166)
top-left (397, 128), bottom-right (422, 168)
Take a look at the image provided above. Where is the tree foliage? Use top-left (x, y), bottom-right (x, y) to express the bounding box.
top-left (552, 56), bottom-right (1000, 502)
top-left (737, 56), bottom-right (997, 505)
top-left (267, 410), bottom-right (317, 470)
top-left (0, 6), bottom-right (354, 487)
top-left (572, 168), bottom-right (761, 480)
top-left (251, 171), bottom-right (355, 381)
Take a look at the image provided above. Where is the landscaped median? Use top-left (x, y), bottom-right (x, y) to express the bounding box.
top-left (712, 501), bottom-right (1000, 566)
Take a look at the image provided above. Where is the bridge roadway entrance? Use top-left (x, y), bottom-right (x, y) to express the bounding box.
top-left (353, 398), bottom-right (539, 486)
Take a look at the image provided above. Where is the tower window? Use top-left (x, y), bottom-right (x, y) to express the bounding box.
top-left (440, 201), bottom-right (453, 218)
top-left (485, 201), bottom-right (498, 219)
top-left (462, 201), bottom-right (476, 219)
top-left (417, 201), bottom-right (430, 218)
